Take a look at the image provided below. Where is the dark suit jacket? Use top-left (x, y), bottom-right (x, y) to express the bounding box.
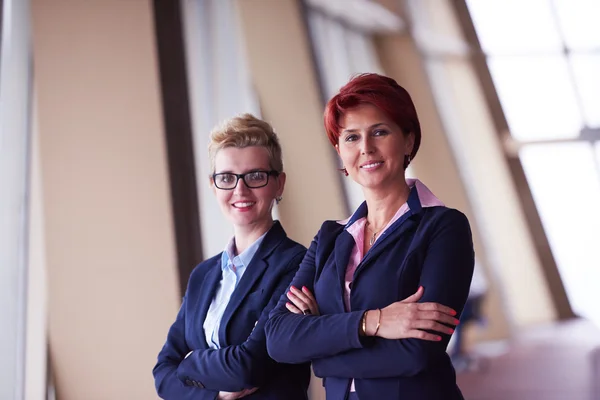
top-left (154, 221), bottom-right (310, 399)
top-left (265, 188), bottom-right (475, 400)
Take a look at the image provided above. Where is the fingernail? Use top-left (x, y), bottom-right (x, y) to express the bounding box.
top-left (436, 336), bottom-right (442, 341)
top-left (454, 319), bottom-right (460, 325)
top-left (449, 328), bottom-right (455, 334)
top-left (450, 310), bottom-right (457, 316)
top-left (302, 286), bottom-right (308, 291)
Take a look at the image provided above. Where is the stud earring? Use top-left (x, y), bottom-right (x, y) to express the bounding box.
top-left (338, 167), bottom-right (349, 176)
top-left (275, 196), bottom-right (283, 204)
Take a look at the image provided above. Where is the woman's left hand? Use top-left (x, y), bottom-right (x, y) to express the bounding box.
top-left (286, 286), bottom-right (320, 316)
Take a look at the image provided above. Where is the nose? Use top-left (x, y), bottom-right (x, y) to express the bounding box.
top-left (233, 177), bottom-right (251, 195)
top-left (360, 135), bottom-right (375, 155)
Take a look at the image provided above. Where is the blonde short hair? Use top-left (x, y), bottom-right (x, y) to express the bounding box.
top-left (209, 113), bottom-right (283, 173)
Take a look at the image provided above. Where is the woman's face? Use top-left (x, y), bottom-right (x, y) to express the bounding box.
top-left (212, 146), bottom-right (285, 229)
top-left (336, 103), bottom-right (414, 191)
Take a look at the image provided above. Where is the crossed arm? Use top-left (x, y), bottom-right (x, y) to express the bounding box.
top-left (266, 210), bottom-right (475, 379)
top-left (153, 252), bottom-right (305, 399)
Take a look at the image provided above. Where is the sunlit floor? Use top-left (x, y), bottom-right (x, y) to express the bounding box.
top-left (457, 319), bottom-right (600, 400)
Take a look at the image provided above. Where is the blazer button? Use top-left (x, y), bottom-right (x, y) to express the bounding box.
top-left (185, 379), bottom-right (193, 386)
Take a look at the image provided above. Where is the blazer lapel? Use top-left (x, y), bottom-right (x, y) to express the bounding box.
top-left (357, 214), bottom-right (417, 275)
top-left (195, 262), bottom-right (223, 348)
top-left (217, 222), bottom-right (286, 346)
top-left (355, 184), bottom-right (424, 276)
top-left (334, 231), bottom-right (357, 308)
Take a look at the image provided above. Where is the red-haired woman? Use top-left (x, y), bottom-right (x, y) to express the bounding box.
top-left (265, 73), bottom-right (474, 400)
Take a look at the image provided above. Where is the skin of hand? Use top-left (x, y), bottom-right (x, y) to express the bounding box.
top-left (217, 387), bottom-right (259, 400)
top-left (287, 285), bottom-right (459, 340)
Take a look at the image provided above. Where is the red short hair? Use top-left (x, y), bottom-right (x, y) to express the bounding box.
top-left (324, 73), bottom-right (421, 161)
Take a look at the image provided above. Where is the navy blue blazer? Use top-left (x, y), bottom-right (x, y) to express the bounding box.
top-left (265, 188), bottom-right (475, 400)
top-left (154, 221), bottom-right (310, 400)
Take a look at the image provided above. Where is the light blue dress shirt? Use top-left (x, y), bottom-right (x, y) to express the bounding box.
top-left (203, 231), bottom-right (268, 349)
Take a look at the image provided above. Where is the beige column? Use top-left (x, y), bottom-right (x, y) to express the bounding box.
top-left (236, 0), bottom-right (348, 248)
top-left (31, 1), bottom-right (179, 399)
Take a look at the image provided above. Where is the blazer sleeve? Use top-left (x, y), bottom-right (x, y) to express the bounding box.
top-left (152, 293), bottom-right (219, 400)
top-left (174, 251), bottom-right (306, 392)
top-left (265, 231), bottom-right (367, 364)
top-left (311, 209), bottom-right (475, 379)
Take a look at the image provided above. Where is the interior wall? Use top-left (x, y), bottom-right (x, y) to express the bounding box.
top-left (31, 0), bottom-right (180, 398)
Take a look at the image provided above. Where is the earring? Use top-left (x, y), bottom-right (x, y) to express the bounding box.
top-left (404, 154), bottom-right (411, 169)
top-left (275, 196), bottom-right (283, 204)
top-left (338, 167), bottom-right (349, 176)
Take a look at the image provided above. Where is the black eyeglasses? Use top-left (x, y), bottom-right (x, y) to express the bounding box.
top-left (212, 170), bottom-right (280, 190)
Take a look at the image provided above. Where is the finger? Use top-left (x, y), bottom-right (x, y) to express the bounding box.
top-left (407, 329), bottom-right (442, 342)
top-left (417, 302), bottom-right (457, 317)
top-left (290, 286), bottom-right (313, 305)
top-left (417, 310), bottom-right (460, 326)
top-left (286, 291), bottom-right (308, 310)
top-left (400, 286), bottom-right (424, 303)
top-left (301, 287), bottom-right (319, 314)
top-left (412, 319), bottom-right (455, 335)
top-left (286, 302), bottom-right (303, 314)
top-left (301, 286), bottom-right (316, 302)
top-left (290, 287), bottom-right (317, 313)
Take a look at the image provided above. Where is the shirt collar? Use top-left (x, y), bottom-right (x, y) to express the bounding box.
top-left (338, 179), bottom-right (444, 230)
top-left (220, 228), bottom-right (270, 271)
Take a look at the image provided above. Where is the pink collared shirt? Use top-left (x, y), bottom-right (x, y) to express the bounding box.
top-left (339, 179), bottom-right (444, 392)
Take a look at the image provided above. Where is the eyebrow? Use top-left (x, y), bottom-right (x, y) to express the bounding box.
top-left (341, 123), bottom-right (388, 134)
top-left (215, 168), bottom-right (270, 174)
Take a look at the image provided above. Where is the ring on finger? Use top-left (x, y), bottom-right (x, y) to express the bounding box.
top-left (302, 309), bottom-right (312, 315)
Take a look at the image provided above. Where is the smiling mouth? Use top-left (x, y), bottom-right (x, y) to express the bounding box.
top-left (232, 201), bottom-right (256, 208)
top-left (360, 161), bottom-right (384, 169)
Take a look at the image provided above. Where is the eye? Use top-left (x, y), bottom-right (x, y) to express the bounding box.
top-left (373, 129), bottom-right (388, 136)
top-left (344, 134), bottom-right (359, 142)
top-left (246, 172), bottom-right (266, 182)
top-left (217, 174), bottom-right (235, 184)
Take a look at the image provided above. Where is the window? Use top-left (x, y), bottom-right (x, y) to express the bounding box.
top-left (466, 0), bottom-right (600, 325)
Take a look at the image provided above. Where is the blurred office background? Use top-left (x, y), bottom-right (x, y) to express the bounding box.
top-left (1, 0), bottom-right (599, 399)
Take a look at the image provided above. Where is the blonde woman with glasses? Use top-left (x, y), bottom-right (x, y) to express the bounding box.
top-left (154, 114), bottom-right (310, 400)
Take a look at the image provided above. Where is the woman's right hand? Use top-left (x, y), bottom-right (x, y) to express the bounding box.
top-left (366, 286), bottom-right (459, 341)
top-left (217, 388), bottom-right (258, 400)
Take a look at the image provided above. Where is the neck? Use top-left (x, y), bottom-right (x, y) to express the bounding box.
top-left (233, 218), bottom-right (274, 255)
top-left (363, 179), bottom-right (410, 230)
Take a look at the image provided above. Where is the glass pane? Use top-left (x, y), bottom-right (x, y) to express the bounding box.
top-left (553, 0), bottom-right (600, 50)
top-left (520, 143), bottom-right (600, 327)
top-left (307, 10), bottom-right (353, 98)
top-left (488, 55), bottom-right (583, 140)
top-left (467, 0), bottom-right (562, 54)
top-left (596, 142), bottom-right (600, 172)
top-left (570, 55), bottom-right (600, 127)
